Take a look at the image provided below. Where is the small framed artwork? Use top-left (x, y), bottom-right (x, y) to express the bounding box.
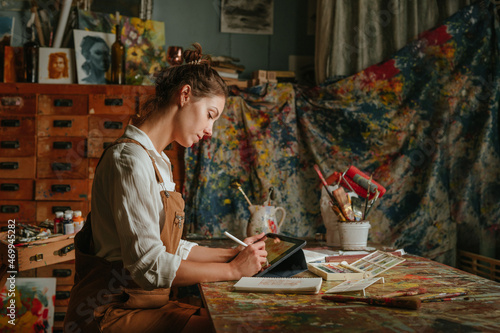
top-left (220, 0), bottom-right (274, 35)
top-left (38, 47), bottom-right (75, 84)
top-left (73, 29), bottom-right (114, 84)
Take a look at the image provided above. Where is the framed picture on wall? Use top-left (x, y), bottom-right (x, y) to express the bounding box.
top-left (38, 47), bottom-right (75, 84)
top-left (220, 0), bottom-right (274, 35)
top-left (73, 29), bottom-right (114, 84)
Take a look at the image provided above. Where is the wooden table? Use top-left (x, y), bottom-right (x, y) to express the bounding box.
top-left (196, 241), bottom-right (500, 332)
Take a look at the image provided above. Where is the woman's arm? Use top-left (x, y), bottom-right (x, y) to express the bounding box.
top-left (185, 232), bottom-right (267, 263)
top-left (172, 241), bottom-right (267, 286)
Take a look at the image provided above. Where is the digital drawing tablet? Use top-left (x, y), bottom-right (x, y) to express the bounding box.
top-left (254, 233), bottom-right (307, 278)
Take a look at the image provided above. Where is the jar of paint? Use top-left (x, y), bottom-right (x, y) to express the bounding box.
top-left (63, 212), bottom-right (74, 234)
top-left (54, 211), bottom-right (64, 234)
top-left (73, 210), bottom-right (84, 233)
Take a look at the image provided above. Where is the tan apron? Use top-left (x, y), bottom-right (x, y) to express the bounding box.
top-left (64, 138), bottom-right (199, 333)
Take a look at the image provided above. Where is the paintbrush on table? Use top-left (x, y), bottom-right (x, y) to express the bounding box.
top-left (322, 295), bottom-right (421, 310)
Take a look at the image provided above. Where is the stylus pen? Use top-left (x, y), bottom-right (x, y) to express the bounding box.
top-left (224, 231), bottom-right (248, 247)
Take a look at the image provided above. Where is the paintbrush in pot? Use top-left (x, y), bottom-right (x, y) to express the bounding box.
top-left (332, 187), bottom-right (355, 221)
top-left (313, 165), bottom-right (347, 220)
top-left (363, 175), bottom-right (373, 219)
top-left (230, 181), bottom-right (252, 207)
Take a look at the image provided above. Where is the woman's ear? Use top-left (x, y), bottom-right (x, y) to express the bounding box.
top-left (179, 84), bottom-right (192, 107)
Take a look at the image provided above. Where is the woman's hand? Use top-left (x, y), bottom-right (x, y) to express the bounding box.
top-left (229, 239), bottom-right (267, 278)
top-left (236, 232), bottom-right (267, 251)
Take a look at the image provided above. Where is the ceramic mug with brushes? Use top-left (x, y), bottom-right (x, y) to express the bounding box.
top-left (247, 205), bottom-right (286, 237)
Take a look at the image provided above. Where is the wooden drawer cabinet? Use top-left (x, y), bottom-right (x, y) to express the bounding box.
top-left (0, 156), bottom-right (36, 178)
top-left (0, 179), bottom-right (34, 200)
top-left (0, 94), bottom-right (36, 114)
top-left (0, 116), bottom-right (36, 136)
top-left (0, 200), bottom-right (36, 224)
top-left (38, 94), bottom-right (88, 115)
top-left (35, 179), bottom-right (88, 201)
top-left (0, 136), bottom-right (36, 157)
top-left (0, 83), bottom-right (158, 228)
top-left (36, 201), bottom-right (88, 222)
top-left (89, 94), bottom-right (136, 115)
top-left (54, 306), bottom-right (68, 331)
top-left (37, 115), bottom-right (88, 137)
top-left (37, 156), bottom-right (88, 179)
top-left (37, 137), bottom-right (86, 158)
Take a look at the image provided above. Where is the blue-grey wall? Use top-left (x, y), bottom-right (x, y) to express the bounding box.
top-left (154, 0), bottom-right (314, 79)
top-left (1, 0), bottom-right (314, 79)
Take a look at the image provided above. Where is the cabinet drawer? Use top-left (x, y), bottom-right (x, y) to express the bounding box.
top-left (37, 137), bottom-right (86, 158)
top-left (89, 94), bottom-right (136, 115)
top-left (87, 137), bottom-right (116, 158)
top-left (37, 115), bottom-right (88, 137)
top-left (0, 156), bottom-right (36, 178)
top-left (36, 201), bottom-right (87, 222)
top-left (0, 116), bottom-right (36, 136)
top-left (0, 94), bottom-right (36, 114)
top-left (89, 115), bottom-right (129, 138)
top-left (37, 262), bottom-right (75, 285)
top-left (35, 179), bottom-right (88, 201)
top-left (0, 136), bottom-right (36, 157)
top-left (0, 200), bottom-right (36, 225)
top-left (88, 158), bottom-right (99, 179)
top-left (37, 157), bottom-right (88, 179)
top-left (54, 285), bottom-right (72, 306)
top-left (0, 179), bottom-right (34, 200)
top-left (54, 306), bottom-right (68, 330)
top-left (38, 94), bottom-right (88, 115)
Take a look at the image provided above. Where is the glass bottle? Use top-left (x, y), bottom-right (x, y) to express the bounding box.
top-left (111, 24), bottom-right (126, 84)
top-left (24, 27), bottom-right (39, 83)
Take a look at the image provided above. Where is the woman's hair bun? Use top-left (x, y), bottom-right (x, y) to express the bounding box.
top-left (182, 43), bottom-right (211, 65)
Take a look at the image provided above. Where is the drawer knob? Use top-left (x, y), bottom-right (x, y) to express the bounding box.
top-left (1, 119), bottom-right (20, 127)
top-left (54, 312), bottom-right (66, 322)
top-left (1, 205), bottom-right (19, 213)
top-left (53, 120), bottom-right (72, 128)
top-left (104, 121), bottom-right (123, 129)
top-left (1, 96), bottom-right (22, 106)
top-left (52, 162), bottom-right (72, 171)
top-left (54, 99), bottom-right (73, 107)
top-left (52, 206), bottom-right (71, 214)
top-left (1, 183), bottom-right (19, 191)
top-left (51, 184), bottom-right (71, 193)
top-left (53, 141), bottom-right (72, 149)
top-left (52, 268), bottom-right (72, 277)
top-left (1, 140), bottom-right (20, 149)
top-left (56, 290), bottom-right (71, 300)
top-left (0, 162), bottom-right (18, 170)
top-left (104, 98), bottom-right (123, 106)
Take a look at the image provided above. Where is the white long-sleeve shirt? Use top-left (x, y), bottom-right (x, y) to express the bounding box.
top-left (91, 124), bottom-right (198, 290)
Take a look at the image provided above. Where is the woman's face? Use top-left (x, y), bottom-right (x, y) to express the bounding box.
top-left (53, 56), bottom-right (65, 73)
top-left (173, 94), bottom-right (226, 147)
top-left (88, 42), bottom-right (110, 72)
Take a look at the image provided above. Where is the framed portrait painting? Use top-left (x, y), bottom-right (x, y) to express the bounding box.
top-left (73, 29), bottom-right (114, 85)
top-left (38, 47), bottom-right (75, 84)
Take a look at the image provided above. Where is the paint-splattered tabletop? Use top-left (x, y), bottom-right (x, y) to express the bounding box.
top-left (199, 252), bottom-right (500, 332)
